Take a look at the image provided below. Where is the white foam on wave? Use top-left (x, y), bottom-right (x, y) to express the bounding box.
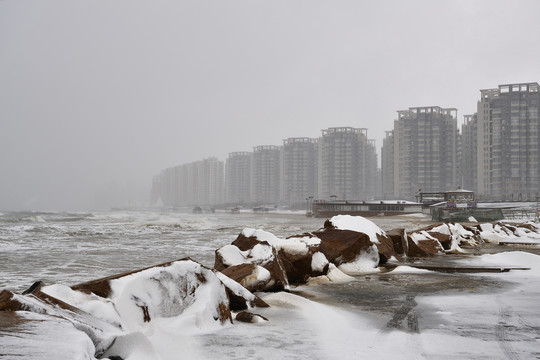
top-left (141, 215), bottom-right (212, 230)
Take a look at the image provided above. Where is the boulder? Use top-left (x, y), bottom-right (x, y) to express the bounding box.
top-left (216, 266), bottom-right (270, 310)
top-left (386, 228), bottom-right (408, 256)
top-left (220, 263), bottom-right (270, 292)
top-left (375, 233), bottom-right (401, 264)
top-left (215, 240), bottom-right (289, 291)
top-left (217, 228), bottom-right (334, 290)
top-left (322, 215), bottom-right (400, 265)
top-left (312, 228), bottom-right (373, 264)
top-left (406, 231), bottom-right (444, 257)
top-left (408, 224), bottom-right (453, 250)
top-left (70, 258), bottom-right (233, 332)
top-left (234, 311), bottom-right (268, 323)
top-left (1, 282), bottom-right (117, 356)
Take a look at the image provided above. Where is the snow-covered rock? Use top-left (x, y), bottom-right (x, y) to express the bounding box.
top-left (386, 228), bottom-right (408, 256)
top-left (324, 214), bottom-right (386, 244)
top-left (215, 231), bottom-right (289, 291)
top-left (106, 259), bottom-right (232, 335)
top-left (478, 222), bottom-right (540, 244)
top-left (0, 282), bottom-right (118, 357)
top-left (234, 311), bottom-right (268, 323)
top-left (216, 266), bottom-right (270, 310)
top-left (323, 215), bottom-right (399, 264)
top-left (215, 229), bottom-right (327, 289)
top-left (406, 222), bottom-right (484, 256)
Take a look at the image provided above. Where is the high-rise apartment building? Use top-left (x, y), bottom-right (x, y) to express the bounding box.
top-left (391, 106), bottom-right (458, 200)
top-left (225, 151), bottom-right (252, 204)
top-left (381, 130), bottom-right (395, 199)
top-left (251, 145), bottom-right (281, 205)
top-left (366, 139), bottom-right (379, 198)
top-left (461, 114), bottom-right (478, 192)
top-left (318, 127), bottom-right (377, 200)
top-left (280, 138), bottom-right (318, 207)
top-left (477, 82), bottom-right (540, 200)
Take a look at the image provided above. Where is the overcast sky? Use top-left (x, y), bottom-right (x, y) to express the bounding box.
top-left (1, 0), bottom-right (539, 211)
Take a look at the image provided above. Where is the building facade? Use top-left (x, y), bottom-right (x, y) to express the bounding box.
top-left (392, 106), bottom-right (459, 200)
top-left (461, 114), bottom-right (478, 192)
top-left (251, 145), bottom-right (281, 205)
top-left (381, 130), bottom-right (395, 199)
top-left (225, 151), bottom-right (252, 205)
top-left (280, 137), bottom-right (318, 207)
top-left (318, 127), bottom-right (377, 201)
top-left (477, 82), bottom-right (540, 200)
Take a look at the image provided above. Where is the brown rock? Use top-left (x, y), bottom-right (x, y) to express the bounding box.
top-left (221, 264), bottom-right (266, 291)
top-left (215, 232), bottom-right (290, 291)
top-left (426, 232), bottom-right (453, 250)
top-left (313, 228), bottom-right (373, 265)
top-left (0, 289), bottom-right (25, 311)
top-left (375, 233), bottom-right (400, 264)
top-left (277, 248), bottom-right (324, 284)
top-left (235, 311), bottom-right (268, 323)
top-left (386, 228), bottom-right (408, 256)
top-left (232, 233), bottom-right (271, 251)
top-left (406, 233), bottom-right (444, 257)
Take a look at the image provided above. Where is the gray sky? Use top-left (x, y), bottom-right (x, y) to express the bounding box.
top-left (1, 0), bottom-right (539, 211)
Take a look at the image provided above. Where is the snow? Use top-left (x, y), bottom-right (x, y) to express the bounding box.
top-left (328, 215), bottom-right (385, 244)
top-left (0, 311), bottom-right (98, 360)
top-left (42, 284), bottom-right (121, 327)
top-left (391, 265), bottom-right (433, 274)
top-left (477, 222), bottom-right (540, 244)
top-left (216, 268), bottom-right (269, 302)
top-left (216, 244), bottom-right (247, 267)
top-left (241, 228), bottom-right (321, 256)
top-left (108, 260), bottom-right (230, 335)
top-left (308, 263), bottom-right (356, 284)
top-left (311, 251), bottom-right (329, 272)
top-left (461, 251), bottom-right (540, 276)
top-left (410, 231), bottom-right (438, 245)
top-left (337, 244), bottom-right (380, 274)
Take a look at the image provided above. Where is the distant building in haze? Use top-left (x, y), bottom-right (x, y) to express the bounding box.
top-left (461, 113), bottom-right (478, 192)
top-left (225, 151), bottom-right (252, 205)
top-left (381, 130), bottom-right (395, 199)
top-left (251, 145), bottom-right (281, 205)
top-left (280, 137), bottom-right (318, 208)
top-left (152, 158), bottom-right (224, 207)
top-left (318, 127), bottom-right (377, 201)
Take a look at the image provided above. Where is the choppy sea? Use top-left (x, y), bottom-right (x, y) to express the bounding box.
top-left (0, 210), bottom-right (430, 293)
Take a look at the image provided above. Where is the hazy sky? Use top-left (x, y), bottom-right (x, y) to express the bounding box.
top-left (1, 0), bottom-right (539, 211)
